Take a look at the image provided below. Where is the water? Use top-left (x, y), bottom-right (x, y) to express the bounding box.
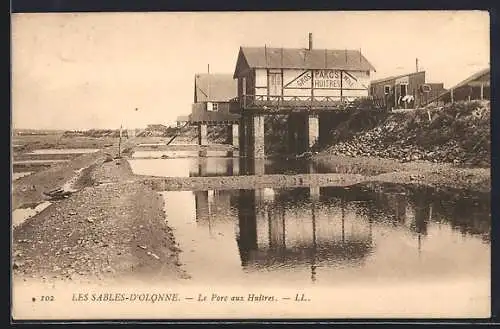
top-left (12, 201), bottom-right (52, 228)
top-left (129, 157), bottom-right (241, 177)
top-left (12, 172), bottom-right (33, 180)
top-left (161, 184), bottom-right (490, 292)
top-left (131, 150), bottom-right (230, 159)
top-left (128, 156), bottom-right (381, 177)
top-left (27, 148), bottom-right (99, 154)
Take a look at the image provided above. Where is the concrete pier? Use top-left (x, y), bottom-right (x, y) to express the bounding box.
top-left (232, 124), bottom-right (239, 149)
top-left (308, 114), bottom-right (319, 148)
top-left (310, 186), bottom-right (320, 201)
top-left (198, 123), bottom-right (207, 146)
top-left (239, 118), bottom-right (248, 158)
top-left (252, 115), bottom-right (265, 158)
top-left (237, 112), bottom-right (320, 159)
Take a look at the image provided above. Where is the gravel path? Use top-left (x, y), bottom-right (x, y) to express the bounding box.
top-left (12, 158), bottom-right (186, 285)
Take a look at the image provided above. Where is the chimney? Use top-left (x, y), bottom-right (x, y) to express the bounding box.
top-left (308, 33), bottom-right (313, 50)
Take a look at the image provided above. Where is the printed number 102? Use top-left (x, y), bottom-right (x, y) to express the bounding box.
top-left (41, 296), bottom-right (55, 301)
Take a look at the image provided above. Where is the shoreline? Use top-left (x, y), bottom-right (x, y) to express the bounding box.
top-left (11, 145), bottom-right (490, 284)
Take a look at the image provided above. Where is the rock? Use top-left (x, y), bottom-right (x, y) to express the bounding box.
top-left (180, 273), bottom-right (192, 280)
top-left (69, 212), bottom-right (77, 216)
top-left (147, 251), bottom-right (160, 260)
top-left (13, 261), bottom-right (24, 269)
top-left (169, 246), bottom-right (181, 253)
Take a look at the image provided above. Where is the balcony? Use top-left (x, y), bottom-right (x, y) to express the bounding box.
top-left (229, 95), bottom-right (385, 114)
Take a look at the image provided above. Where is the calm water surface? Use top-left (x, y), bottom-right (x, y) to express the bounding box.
top-left (162, 185), bottom-right (490, 288)
top-left (27, 148), bottom-right (99, 154)
top-left (129, 154), bottom-right (382, 177)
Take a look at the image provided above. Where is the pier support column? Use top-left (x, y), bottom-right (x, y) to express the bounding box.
top-left (197, 158), bottom-right (207, 176)
top-left (232, 123), bottom-right (239, 149)
top-left (252, 158), bottom-right (265, 176)
top-left (252, 115), bottom-right (265, 158)
top-left (310, 186), bottom-right (320, 201)
top-left (198, 123), bottom-right (207, 146)
top-left (232, 157), bottom-right (240, 175)
top-left (287, 114), bottom-right (298, 154)
top-left (239, 117), bottom-right (248, 158)
top-left (308, 114), bottom-right (319, 149)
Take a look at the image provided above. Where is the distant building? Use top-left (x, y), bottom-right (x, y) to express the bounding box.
top-left (191, 73), bottom-right (240, 123)
top-left (429, 68), bottom-right (490, 104)
top-left (369, 71), bottom-right (446, 110)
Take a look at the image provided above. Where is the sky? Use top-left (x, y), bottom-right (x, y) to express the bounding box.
top-left (11, 11), bottom-right (490, 130)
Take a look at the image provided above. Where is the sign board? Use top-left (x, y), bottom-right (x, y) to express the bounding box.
top-left (285, 70), bottom-right (312, 89)
top-left (283, 69), bottom-right (368, 90)
top-left (313, 70), bottom-right (341, 89)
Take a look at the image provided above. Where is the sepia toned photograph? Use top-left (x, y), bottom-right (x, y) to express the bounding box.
top-left (11, 10), bottom-right (491, 320)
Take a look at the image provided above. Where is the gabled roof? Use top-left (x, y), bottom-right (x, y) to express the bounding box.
top-left (427, 67), bottom-right (490, 103)
top-left (233, 47), bottom-right (376, 78)
top-left (448, 67), bottom-right (490, 89)
top-left (194, 73), bottom-right (237, 103)
top-left (370, 71), bottom-right (425, 85)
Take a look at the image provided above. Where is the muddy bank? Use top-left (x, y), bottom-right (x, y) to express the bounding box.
top-left (11, 136), bottom-right (139, 209)
top-left (139, 155), bottom-right (489, 193)
top-left (144, 173), bottom-right (366, 191)
top-left (312, 154), bottom-right (490, 193)
top-left (12, 158), bottom-right (185, 285)
top-left (134, 143), bottom-right (235, 152)
top-left (11, 151), bottom-right (108, 210)
top-left (318, 101), bottom-right (490, 167)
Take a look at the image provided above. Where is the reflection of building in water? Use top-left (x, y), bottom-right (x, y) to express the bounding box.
top-left (317, 186), bottom-right (433, 253)
top-left (193, 185), bottom-right (490, 283)
top-left (238, 156), bottom-right (319, 176)
top-left (190, 157), bottom-right (240, 177)
top-left (235, 187), bottom-right (374, 282)
top-left (194, 190), bottom-right (236, 236)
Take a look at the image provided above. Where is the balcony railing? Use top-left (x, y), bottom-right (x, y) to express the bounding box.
top-left (229, 95), bottom-right (386, 113)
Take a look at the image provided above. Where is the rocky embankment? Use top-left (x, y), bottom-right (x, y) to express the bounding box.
top-left (321, 101), bottom-right (490, 167)
top-left (12, 156), bottom-right (186, 285)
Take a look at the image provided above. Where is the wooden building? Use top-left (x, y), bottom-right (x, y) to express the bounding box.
top-left (429, 68), bottom-right (490, 104)
top-left (191, 73), bottom-right (240, 146)
top-left (231, 33), bottom-right (376, 163)
top-left (232, 40), bottom-right (376, 112)
top-left (369, 71), bottom-right (446, 110)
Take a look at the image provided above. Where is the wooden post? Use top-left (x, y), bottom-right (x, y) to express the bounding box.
top-left (207, 64), bottom-right (210, 102)
top-left (394, 85), bottom-right (398, 109)
top-left (480, 83), bottom-right (484, 100)
top-left (450, 88), bottom-right (454, 103)
top-left (340, 71), bottom-right (343, 103)
top-left (118, 124), bottom-right (122, 158)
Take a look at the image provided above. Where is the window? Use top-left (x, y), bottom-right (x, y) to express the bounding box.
top-left (207, 102), bottom-right (217, 112)
top-left (420, 84), bottom-right (432, 93)
top-left (400, 84), bottom-right (407, 97)
top-left (384, 85), bottom-right (391, 94)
